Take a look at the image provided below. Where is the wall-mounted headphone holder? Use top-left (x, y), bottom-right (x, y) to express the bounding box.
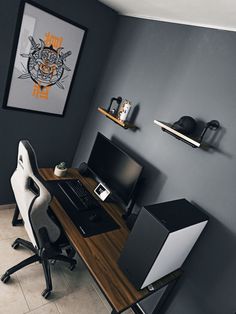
top-left (106, 96), bottom-right (123, 114)
top-left (154, 117), bottom-right (220, 148)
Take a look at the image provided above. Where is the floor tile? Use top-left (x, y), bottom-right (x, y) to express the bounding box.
top-left (0, 221), bottom-right (27, 241)
top-left (0, 207), bottom-right (21, 225)
top-left (0, 207), bottom-right (28, 240)
top-left (91, 280), bottom-right (113, 312)
top-left (0, 237), bottom-right (33, 269)
top-left (63, 255), bottom-right (134, 313)
top-left (16, 262), bottom-right (69, 311)
top-left (26, 303), bottom-right (59, 314)
top-left (92, 282), bottom-right (134, 313)
top-left (0, 204), bottom-right (15, 210)
top-left (55, 285), bottom-right (109, 314)
top-left (123, 309), bottom-right (135, 314)
top-left (0, 265), bottom-right (29, 314)
top-left (61, 254), bottom-right (94, 291)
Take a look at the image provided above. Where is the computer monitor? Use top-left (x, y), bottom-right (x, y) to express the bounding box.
top-left (88, 133), bottom-right (143, 205)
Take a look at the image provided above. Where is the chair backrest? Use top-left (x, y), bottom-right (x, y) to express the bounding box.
top-left (11, 140), bottom-right (61, 248)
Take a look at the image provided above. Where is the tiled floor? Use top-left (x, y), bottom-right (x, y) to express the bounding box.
top-left (0, 206), bottom-right (134, 314)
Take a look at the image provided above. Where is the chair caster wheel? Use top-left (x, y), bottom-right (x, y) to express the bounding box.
top-left (69, 261), bottom-right (76, 271)
top-left (12, 242), bottom-right (19, 249)
top-left (66, 247), bottom-right (76, 258)
top-left (42, 289), bottom-right (51, 299)
top-left (69, 264), bottom-right (75, 271)
top-left (1, 273), bottom-right (10, 283)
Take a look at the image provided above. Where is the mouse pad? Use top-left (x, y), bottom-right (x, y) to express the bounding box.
top-left (45, 180), bottom-right (120, 237)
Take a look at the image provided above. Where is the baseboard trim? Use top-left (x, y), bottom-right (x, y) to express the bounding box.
top-left (0, 203), bottom-right (16, 210)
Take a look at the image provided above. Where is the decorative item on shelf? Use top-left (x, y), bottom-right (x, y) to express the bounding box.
top-left (98, 107), bottom-right (137, 129)
top-left (106, 96), bottom-right (123, 115)
top-left (118, 99), bottom-right (132, 122)
top-left (154, 116), bottom-right (220, 148)
top-left (54, 162), bottom-right (67, 177)
top-left (172, 116), bottom-right (197, 135)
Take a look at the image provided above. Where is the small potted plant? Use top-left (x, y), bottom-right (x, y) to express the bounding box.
top-left (54, 161), bottom-right (67, 177)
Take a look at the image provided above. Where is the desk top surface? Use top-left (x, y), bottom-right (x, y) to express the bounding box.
top-left (39, 168), bottom-right (180, 313)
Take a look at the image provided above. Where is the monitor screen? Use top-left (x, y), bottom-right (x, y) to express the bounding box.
top-left (88, 133), bottom-right (143, 205)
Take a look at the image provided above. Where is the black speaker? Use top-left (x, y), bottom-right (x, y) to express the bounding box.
top-left (118, 199), bottom-right (208, 290)
top-left (78, 162), bottom-right (89, 175)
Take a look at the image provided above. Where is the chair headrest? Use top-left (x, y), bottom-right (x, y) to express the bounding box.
top-left (17, 140), bottom-right (39, 176)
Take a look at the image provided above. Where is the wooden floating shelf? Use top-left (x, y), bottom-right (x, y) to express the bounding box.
top-left (154, 120), bottom-right (201, 148)
top-left (98, 107), bottom-right (137, 129)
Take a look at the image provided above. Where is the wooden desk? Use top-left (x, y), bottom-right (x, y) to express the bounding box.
top-left (39, 168), bottom-right (181, 313)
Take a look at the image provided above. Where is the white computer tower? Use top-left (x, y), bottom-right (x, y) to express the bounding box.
top-left (118, 199), bottom-right (208, 289)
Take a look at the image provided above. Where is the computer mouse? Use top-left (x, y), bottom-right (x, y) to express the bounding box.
top-left (88, 212), bottom-right (100, 223)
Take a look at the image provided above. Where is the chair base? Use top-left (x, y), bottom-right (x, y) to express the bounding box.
top-left (1, 238), bottom-right (76, 299)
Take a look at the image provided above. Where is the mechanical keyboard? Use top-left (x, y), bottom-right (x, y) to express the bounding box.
top-left (58, 180), bottom-right (100, 211)
top-left (46, 179), bottom-right (120, 237)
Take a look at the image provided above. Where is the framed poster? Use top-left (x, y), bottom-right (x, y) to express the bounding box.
top-left (3, 1), bottom-right (87, 116)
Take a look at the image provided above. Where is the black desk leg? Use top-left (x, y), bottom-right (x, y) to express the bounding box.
top-left (152, 279), bottom-right (178, 313)
top-left (130, 275), bottom-right (180, 314)
top-left (111, 278), bottom-right (178, 314)
top-left (12, 205), bottom-right (23, 226)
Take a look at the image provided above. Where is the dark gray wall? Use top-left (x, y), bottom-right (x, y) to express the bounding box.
top-left (73, 17), bottom-right (236, 314)
top-left (0, 0), bottom-right (118, 204)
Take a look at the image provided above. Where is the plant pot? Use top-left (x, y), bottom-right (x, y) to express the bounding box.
top-left (54, 166), bottom-right (67, 177)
